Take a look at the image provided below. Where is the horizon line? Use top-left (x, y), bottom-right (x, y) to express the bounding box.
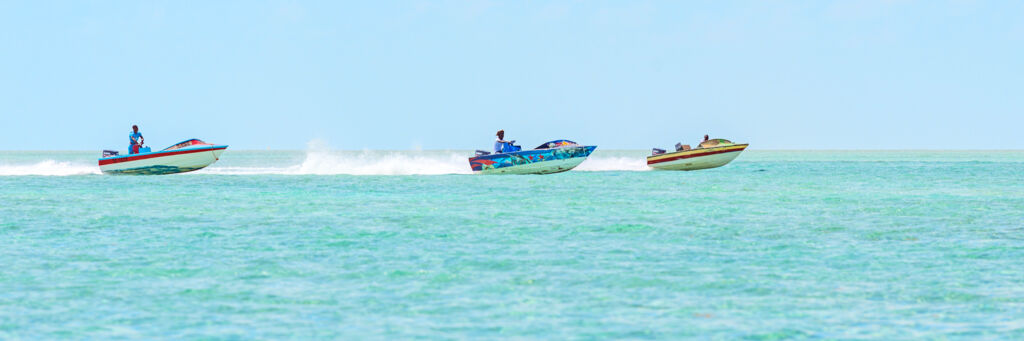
top-left (3, 148), bottom-right (1024, 152)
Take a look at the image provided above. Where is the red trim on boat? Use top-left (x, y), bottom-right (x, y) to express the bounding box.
top-left (646, 147), bottom-right (746, 165)
top-left (98, 147), bottom-right (226, 166)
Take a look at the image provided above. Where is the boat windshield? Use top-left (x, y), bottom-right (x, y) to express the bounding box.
top-left (535, 140), bottom-right (578, 149)
top-left (698, 139), bottom-right (733, 148)
top-left (162, 139), bottom-right (212, 151)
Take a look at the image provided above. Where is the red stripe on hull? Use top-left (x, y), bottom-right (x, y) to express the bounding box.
top-left (646, 147), bottom-right (746, 165)
top-left (98, 147), bottom-right (226, 166)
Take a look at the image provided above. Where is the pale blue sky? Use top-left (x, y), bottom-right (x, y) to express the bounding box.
top-left (1, 1), bottom-right (1021, 150)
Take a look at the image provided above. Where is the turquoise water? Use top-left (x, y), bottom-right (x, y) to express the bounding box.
top-left (2, 150), bottom-right (1023, 338)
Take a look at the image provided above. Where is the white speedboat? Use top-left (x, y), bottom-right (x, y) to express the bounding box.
top-left (647, 139), bottom-right (747, 171)
top-left (98, 139), bottom-right (227, 175)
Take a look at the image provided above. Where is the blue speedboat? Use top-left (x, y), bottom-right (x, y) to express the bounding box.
top-left (468, 139), bottom-right (596, 174)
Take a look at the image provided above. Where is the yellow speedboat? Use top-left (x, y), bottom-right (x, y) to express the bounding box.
top-left (647, 139), bottom-right (748, 171)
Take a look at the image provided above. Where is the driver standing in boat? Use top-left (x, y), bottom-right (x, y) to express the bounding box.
top-left (495, 129), bottom-right (513, 153)
top-left (129, 125), bottom-right (144, 154)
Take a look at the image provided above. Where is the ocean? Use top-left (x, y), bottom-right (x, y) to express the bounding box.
top-left (2, 149), bottom-right (1023, 339)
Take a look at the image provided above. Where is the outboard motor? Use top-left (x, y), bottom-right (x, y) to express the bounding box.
top-left (475, 150), bottom-right (491, 156)
top-left (652, 148), bottom-right (666, 156)
top-left (102, 150), bottom-right (120, 158)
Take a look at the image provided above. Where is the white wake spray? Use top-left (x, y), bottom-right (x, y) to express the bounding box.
top-left (0, 141), bottom-right (652, 176)
top-left (0, 160), bottom-right (100, 176)
top-left (197, 140), bottom-right (653, 175)
top-left (289, 149), bottom-right (471, 175)
top-left (199, 140), bottom-right (472, 175)
top-left (574, 156), bottom-right (651, 172)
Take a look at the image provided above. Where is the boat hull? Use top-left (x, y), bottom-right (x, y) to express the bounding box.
top-left (470, 145), bottom-right (596, 175)
top-left (647, 144), bottom-right (747, 171)
top-left (99, 146), bottom-right (227, 175)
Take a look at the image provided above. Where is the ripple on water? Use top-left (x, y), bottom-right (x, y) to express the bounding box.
top-left (1, 152), bottom-right (1023, 338)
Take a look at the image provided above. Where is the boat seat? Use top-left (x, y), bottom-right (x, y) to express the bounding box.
top-left (675, 143), bottom-right (691, 151)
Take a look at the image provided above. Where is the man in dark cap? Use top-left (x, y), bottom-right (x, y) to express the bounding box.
top-left (494, 129), bottom-right (513, 153)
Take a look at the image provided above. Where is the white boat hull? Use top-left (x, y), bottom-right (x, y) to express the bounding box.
top-left (647, 144), bottom-right (748, 171)
top-left (649, 150), bottom-right (742, 171)
top-left (99, 147), bottom-right (226, 175)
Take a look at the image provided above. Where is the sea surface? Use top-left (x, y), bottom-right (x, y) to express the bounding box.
top-left (2, 149), bottom-right (1023, 339)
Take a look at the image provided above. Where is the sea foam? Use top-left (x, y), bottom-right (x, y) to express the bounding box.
top-left (0, 160), bottom-right (100, 176)
top-left (202, 152), bottom-right (649, 175)
top-left (288, 149), bottom-right (472, 175)
top-left (575, 156), bottom-right (650, 172)
top-left (1, 140), bottom-right (652, 176)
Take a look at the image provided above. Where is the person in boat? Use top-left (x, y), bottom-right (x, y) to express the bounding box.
top-left (494, 129), bottom-right (516, 153)
top-left (129, 125), bottom-right (144, 154)
top-left (703, 134), bottom-right (709, 142)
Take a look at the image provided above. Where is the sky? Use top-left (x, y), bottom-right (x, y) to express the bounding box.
top-left (1, 1), bottom-right (1022, 150)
